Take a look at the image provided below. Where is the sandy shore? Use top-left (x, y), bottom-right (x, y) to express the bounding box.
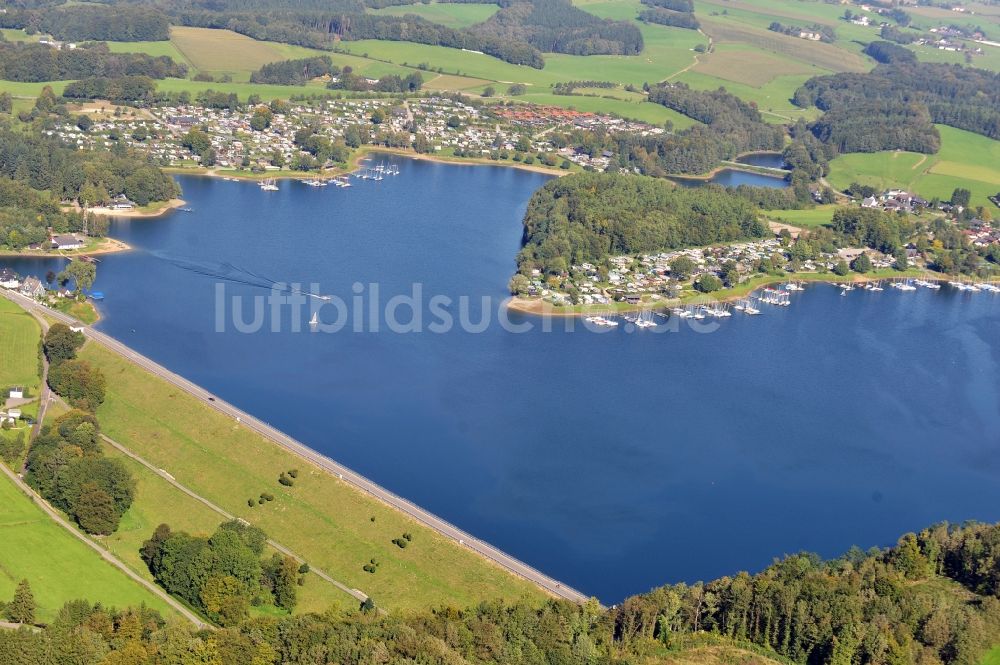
top-left (0, 237), bottom-right (132, 258)
top-left (87, 198), bottom-right (188, 218)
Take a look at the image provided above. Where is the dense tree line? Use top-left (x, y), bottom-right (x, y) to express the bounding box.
top-left (863, 40), bottom-right (918, 64)
top-left (880, 24), bottom-right (920, 44)
top-left (0, 178), bottom-right (98, 250)
top-left (249, 56), bottom-right (335, 86)
top-left (3, 521), bottom-right (1000, 664)
top-left (328, 70), bottom-right (424, 92)
top-left (0, 41), bottom-right (185, 83)
top-left (516, 172), bottom-right (767, 274)
top-left (141, 520), bottom-right (300, 625)
top-left (622, 82), bottom-right (784, 175)
top-left (0, 123), bottom-right (180, 206)
top-left (0, 4), bottom-right (171, 41)
top-left (829, 206), bottom-right (914, 254)
top-left (795, 62), bottom-right (1000, 142)
top-left (470, 0), bottom-right (644, 56)
top-left (639, 8), bottom-right (700, 30)
top-left (62, 75), bottom-right (158, 103)
top-left (640, 0), bottom-right (694, 12)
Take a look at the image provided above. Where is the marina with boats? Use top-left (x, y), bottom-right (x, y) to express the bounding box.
top-left (573, 277), bottom-right (999, 332)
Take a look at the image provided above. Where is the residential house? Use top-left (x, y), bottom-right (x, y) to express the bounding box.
top-left (51, 234), bottom-right (84, 250)
top-left (19, 276), bottom-right (45, 298)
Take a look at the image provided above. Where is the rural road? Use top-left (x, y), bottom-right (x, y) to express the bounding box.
top-left (1, 290), bottom-right (591, 605)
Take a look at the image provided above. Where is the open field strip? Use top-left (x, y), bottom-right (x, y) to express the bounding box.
top-left (0, 297), bottom-right (40, 391)
top-left (673, 71), bottom-right (819, 121)
top-left (368, 1), bottom-right (501, 28)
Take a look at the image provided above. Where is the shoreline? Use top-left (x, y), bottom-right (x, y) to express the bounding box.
top-left (0, 289), bottom-right (591, 606)
top-left (506, 271), bottom-right (986, 318)
top-left (163, 147), bottom-right (571, 183)
top-left (0, 237), bottom-right (132, 259)
top-left (87, 198), bottom-right (188, 219)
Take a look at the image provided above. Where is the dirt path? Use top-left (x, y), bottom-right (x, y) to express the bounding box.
top-left (665, 30), bottom-right (712, 81)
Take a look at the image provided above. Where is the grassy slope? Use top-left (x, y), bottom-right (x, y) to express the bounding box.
top-left (99, 443), bottom-right (355, 614)
top-left (78, 343), bottom-right (546, 612)
top-left (0, 464), bottom-right (175, 622)
top-left (0, 297), bottom-right (40, 391)
top-left (827, 125), bottom-right (1000, 208)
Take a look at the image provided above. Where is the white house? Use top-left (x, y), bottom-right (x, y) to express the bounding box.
top-left (0, 268), bottom-right (19, 289)
top-left (20, 276), bottom-right (45, 298)
top-left (8, 387), bottom-right (23, 399)
top-left (52, 234), bottom-right (84, 250)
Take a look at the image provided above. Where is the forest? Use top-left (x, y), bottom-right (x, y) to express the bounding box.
top-left (638, 8), bottom-right (700, 30)
top-left (0, 4), bottom-right (171, 42)
top-left (62, 75), bottom-right (158, 103)
top-left (250, 56), bottom-right (336, 86)
top-left (0, 122), bottom-right (180, 207)
top-left (2, 521), bottom-right (1000, 665)
top-left (795, 61), bottom-right (1000, 143)
top-left (469, 0), bottom-right (643, 56)
top-left (0, 40), bottom-right (186, 83)
top-left (142, 521), bottom-right (301, 626)
top-left (616, 83), bottom-right (786, 176)
top-left (516, 172), bottom-right (767, 274)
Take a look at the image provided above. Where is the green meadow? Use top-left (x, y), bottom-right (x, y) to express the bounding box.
top-left (828, 125), bottom-right (1000, 208)
top-left (99, 443), bottom-right (355, 615)
top-left (0, 470), bottom-right (174, 622)
top-left (0, 297), bottom-right (40, 392)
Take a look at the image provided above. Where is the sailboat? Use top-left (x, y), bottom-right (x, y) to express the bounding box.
top-left (309, 312), bottom-right (319, 326)
top-left (260, 178), bottom-right (279, 191)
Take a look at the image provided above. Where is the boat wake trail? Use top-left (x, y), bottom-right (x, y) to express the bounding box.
top-left (154, 253), bottom-right (330, 300)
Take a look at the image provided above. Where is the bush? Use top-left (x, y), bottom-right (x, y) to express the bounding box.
top-left (287, 469), bottom-right (299, 479)
top-left (298, 563), bottom-right (310, 574)
top-left (392, 537), bottom-right (409, 549)
top-left (694, 274), bottom-right (723, 293)
top-left (248, 498), bottom-right (255, 508)
top-left (278, 473), bottom-right (294, 487)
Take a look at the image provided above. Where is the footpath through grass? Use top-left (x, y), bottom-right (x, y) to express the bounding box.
top-left (79, 343), bottom-right (547, 612)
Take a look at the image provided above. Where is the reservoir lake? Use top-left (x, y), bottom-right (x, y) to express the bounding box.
top-left (4, 155), bottom-right (999, 603)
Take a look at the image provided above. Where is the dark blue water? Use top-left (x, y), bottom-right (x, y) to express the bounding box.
top-left (4, 156), bottom-right (999, 603)
top-left (736, 152), bottom-right (787, 169)
top-left (673, 168), bottom-right (789, 189)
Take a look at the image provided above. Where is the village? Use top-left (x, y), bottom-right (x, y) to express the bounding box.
top-left (47, 95), bottom-right (661, 175)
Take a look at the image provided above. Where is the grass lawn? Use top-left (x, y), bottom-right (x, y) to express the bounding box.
top-left (99, 443), bottom-right (355, 615)
top-left (763, 205), bottom-right (839, 228)
top-left (0, 80), bottom-right (70, 99)
top-left (827, 125), bottom-right (1000, 208)
top-left (0, 470), bottom-right (175, 622)
top-left (0, 296), bottom-right (40, 392)
top-left (981, 647), bottom-right (1000, 665)
top-left (369, 1), bottom-right (500, 28)
top-left (79, 342), bottom-right (547, 612)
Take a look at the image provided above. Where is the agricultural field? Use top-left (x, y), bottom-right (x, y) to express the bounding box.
top-left (369, 1), bottom-right (500, 28)
top-left (0, 470), bottom-right (175, 622)
top-left (79, 342), bottom-right (547, 613)
top-left (692, 43), bottom-right (822, 87)
top-left (169, 26), bottom-right (288, 82)
top-left (827, 125), bottom-right (1000, 208)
